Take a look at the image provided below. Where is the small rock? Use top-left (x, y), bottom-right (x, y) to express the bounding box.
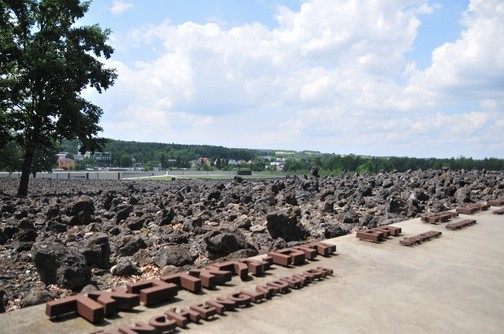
top-left (111, 258), bottom-right (139, 276)
top-left (20, 287), bottom-right (52, 308)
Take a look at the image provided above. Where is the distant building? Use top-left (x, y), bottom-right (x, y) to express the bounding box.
top-left (84, 151), bottom-right (112, 167)
top-left (269, 161), bottom-right (285, 171)
top-left (56, 152), bottom-right (69, 160)
top-left (74, 153), bottom-right (84, 164)
top-left (190, 157), bottom-right (211, 168)
top-left (57, 157), bottom-right (76, 170)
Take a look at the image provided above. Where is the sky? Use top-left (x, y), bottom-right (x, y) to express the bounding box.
top-left (81, 0), bottom-right (504, 159)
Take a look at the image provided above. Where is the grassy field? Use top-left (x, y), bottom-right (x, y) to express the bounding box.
top-left (154, 171), bottom-right (290, 180)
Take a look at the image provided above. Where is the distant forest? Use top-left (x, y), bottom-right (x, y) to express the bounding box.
top-left (60, 138), bottom-right (271, 169)
top-left (283, 154), bottom-right (504, 175)
top-left (60, 139), bottom-right (504, 173)
top-left (1, 138), bottom-right (503, 174)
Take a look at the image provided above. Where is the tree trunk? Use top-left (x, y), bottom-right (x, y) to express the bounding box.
top-left (17, 147), bottom-right (35, 197)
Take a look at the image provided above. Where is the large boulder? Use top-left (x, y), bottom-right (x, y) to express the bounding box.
top-left (115, 204), bottom-right (133, 223)
top-left (83, 233), bottom-right (111, 269)
top-left (266, 211), bottom-right (308, 242)
top-left (387, 196), bottom-right (405, 214)
top-left (0, 289), bottom-right (6, 313)
top-left (115, 234), bottom-right (147, 256)
top-left (31, 241), bottom-right (91, 289)
top-left (338, 209), bottom-right (360, 225)
top-left (324, 224), bottom-right (349, 238)
top-left (67, 195), bottom-right (94, 225)
top-left (203, 228), bottom-right (256, 259)
top-left (454, 187), bottom-right (472, 205)
top-left (0, 230), bottom-right (8, 245)
top-left (45, 205), bottom-right (61, 221)
top-left (153, 244), bottom-right (195, 267)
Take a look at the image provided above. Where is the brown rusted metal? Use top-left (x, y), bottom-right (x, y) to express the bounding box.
top-left (375, 226), bottom-right (402, 236)
top-left (293, 245), bottom-right (318, 260)
top-left (256, 285), bottom-right (277, 298)
top-left (316, 266), bottom-right (333, 275)
top-left (400, 230), bottom-right (442, 246)
top-left (446, 219), bottom-right (477, 230)
top-left (421, 211), bottom-right (458, 224)
top-left (208, 261), bottom-right (249, 280)
top-left (126, 279), bottom-right (178, 306)
top-left (238, 258), bottom-right (268, 276)
top-left (205, 297), bottom-right (237, 315)
top-left (488, 198), bottom-right (504, 206)
top-left (303, 268), bottom-right (326, 280)
top-left (87, 289), bottom-right (140, 316)
top-left (161, 272), bottom-right (202, 293)
top-left (356, 230), bottom-right (384, 242)
top-left (189, 304), bottom-right (217, 320)
top-left (268, 248), bottom-right (306, 266)
top-left (118, 321), bottom-right (156, 333)
top-left (280, 276), bottom-right (304, 289)
top-left (47, 236), bottom-right (338, 325)
top-left (493, 208), bottom-right (504, 215)
top-left (456, 203), bottom-right (490, 214)
top-left (266, 280), bottom-right (290, 294)
top-left (148, 315), bottom-right (178, 332)
top-left (188, 267), bottom-right (232, 289)
top-left (263, 255), bottom-right (274, 267)
top-left (266, 251), bottom-right (291, 266)
top-left (240, 289), bottom-right (266, 303)
top-left (45, 294), bottom-right (104, 323)
top-left (305, 241), bottom-right (337, 256)
top-left (228, 292), bottom-right (253, 307)
top-left (164, 308), bottom-right (192, 327)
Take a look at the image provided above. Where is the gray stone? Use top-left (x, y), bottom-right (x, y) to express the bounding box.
top-left (111, 258), bottom-right (139, 276)
top-left (20, 287), bottom-right (53, 308)
top-left (324, 224), bottom-right (349, 238)
top-left (266, 211), bottom-right (308, 242)
top-left (204, 228), bottom-right (255, 259)
top-left (83, 233), bottom-right (111, 269)
top-left (153, 244), bottom-right (195, 267)
top-left (31, 241), bottom-right (91, 289)
top-left (115, 235), bottom-right (147, 256)
top-left (67, 195), bottom-right (95, 225)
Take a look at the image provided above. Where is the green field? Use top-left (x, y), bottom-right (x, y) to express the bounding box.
top-left (154, 171), bottom-right (290, 180)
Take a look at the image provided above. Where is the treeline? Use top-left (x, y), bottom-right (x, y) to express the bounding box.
top-left (60, 139), bottom-right (268, 169)
top-left (4, 137), bottom-right (503, 174)
top-left (0, 141), bottom-right (57, 175)
top-left (284, 154), bottom-right (504, 174)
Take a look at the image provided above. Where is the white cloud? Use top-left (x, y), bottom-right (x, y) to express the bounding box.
top-left (94, 0), bottom-right (504, 158)
top-left (111, 0), bottom-right (133, 15)
top-left (404, 0), bottom-right (504, 103)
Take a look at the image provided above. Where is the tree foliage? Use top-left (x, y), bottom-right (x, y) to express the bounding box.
top-left (31, 143), bottom-right (58, 176)
top-left (0, 141), bottom-right (23, 174)
top-left (101, 139), bottom-right (258, 169)
top-left (0, 0), bottom-right (116, 195)
top-left (284, 154), bottom-right (504, 174)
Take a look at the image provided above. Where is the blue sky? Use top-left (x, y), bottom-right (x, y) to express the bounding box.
top-left (82, 0), bottom-right (503, 158)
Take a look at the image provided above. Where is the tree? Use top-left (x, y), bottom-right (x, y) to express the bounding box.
top-left (159, 152), bottom-right (168, 170)
top-left (0, 0), bottom-right (117, 196)
top-left (120, 154), bottom-right (132, 168)
top-left (0, 141), bottom-right (23, 175)
top-left (31, 143), bottom-right (58, 177)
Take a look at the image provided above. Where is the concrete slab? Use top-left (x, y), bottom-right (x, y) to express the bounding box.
top-left (0, 209), bottom-right (503, 333)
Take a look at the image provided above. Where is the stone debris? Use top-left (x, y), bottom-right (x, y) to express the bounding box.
top-left (0, 168), bottom-right (503, 312)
